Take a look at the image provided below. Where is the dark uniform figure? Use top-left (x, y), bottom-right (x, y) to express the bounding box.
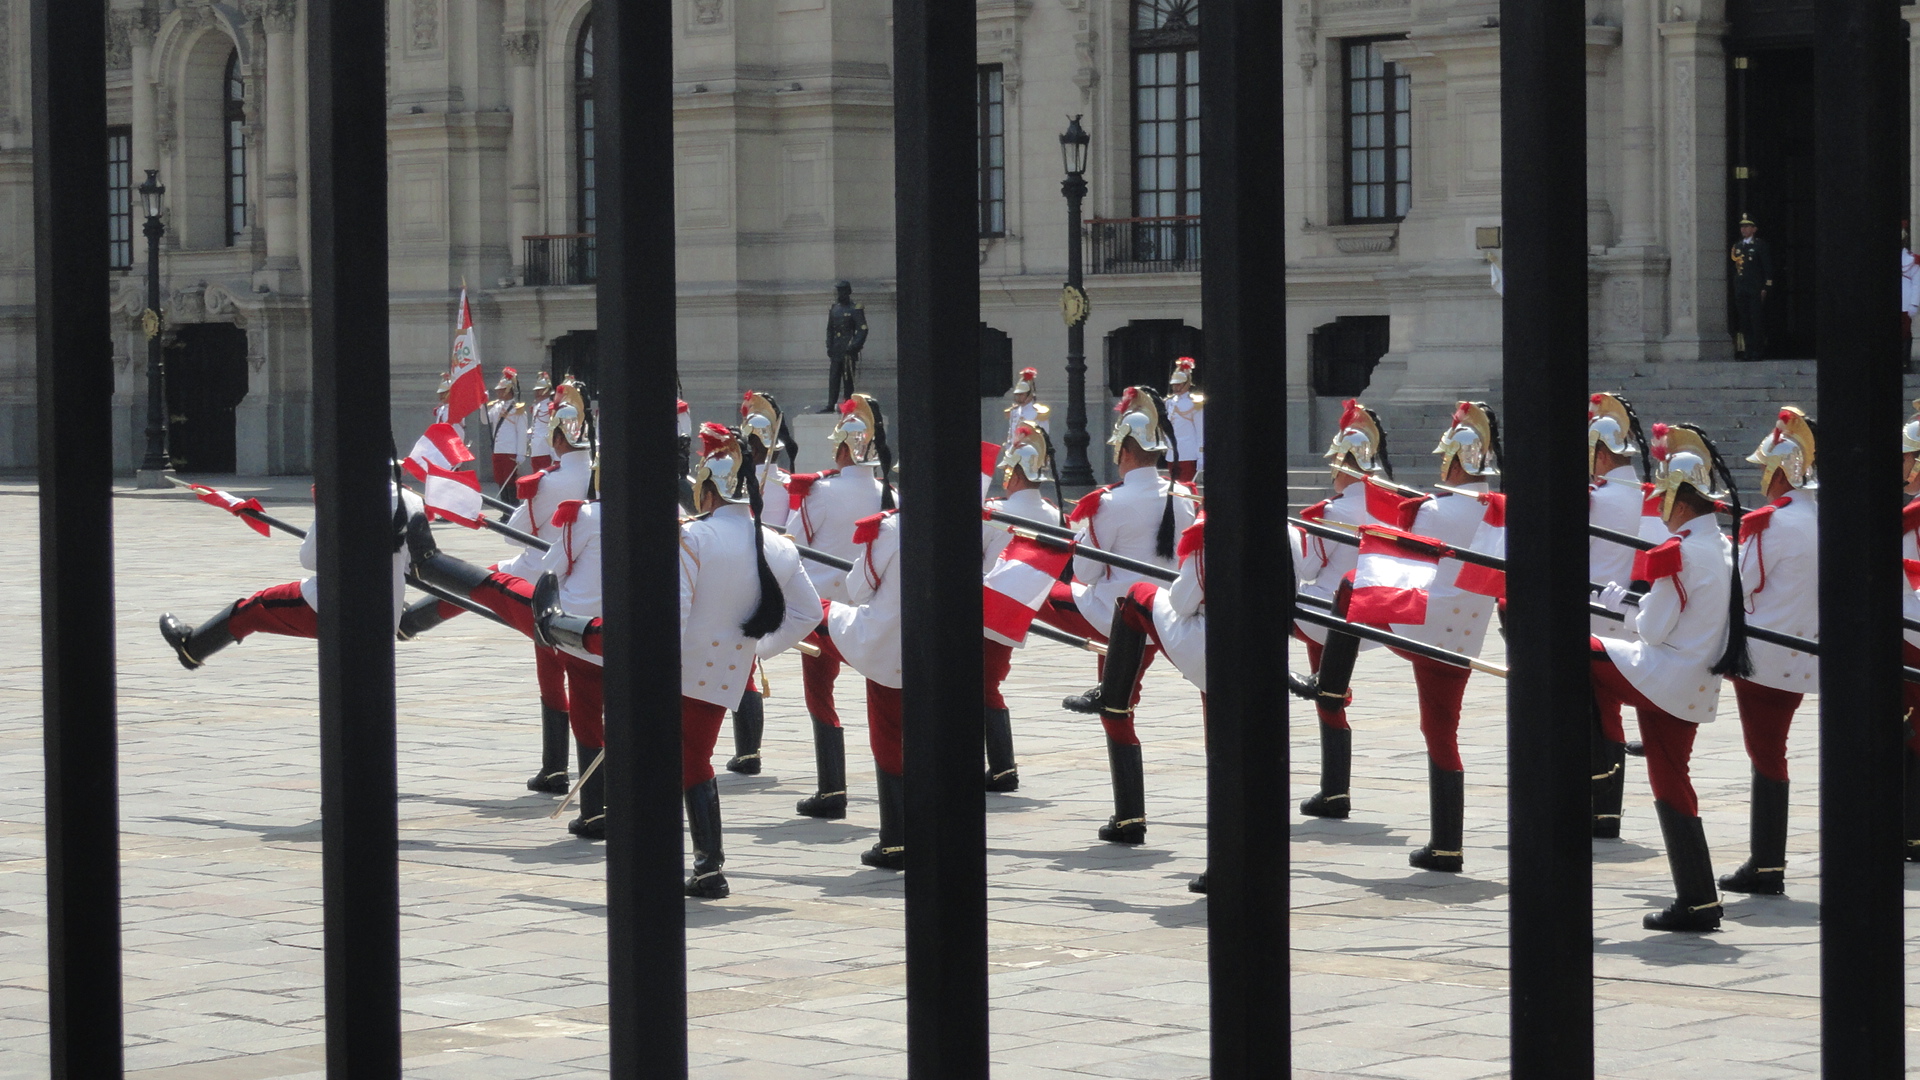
top-left (822, 280), bottom-right (869, 412)
top-left (1731, 216), bottom-right (1775, 360)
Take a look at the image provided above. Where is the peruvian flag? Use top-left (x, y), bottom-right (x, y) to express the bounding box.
top-left (183, 482), bottom-right (273, 537)
top-left (423, 462), bottom-right (485, 528)
top-left (983, 536), bottom-right (1074, 645)
top-left (446, 288), bottom-right (487, 424)
top-left (403, 423), bottom-right (476, 481)
top-left (980, 441), bottom-right (999, 501)
top-left (1347, 526), bottom-right (1447, 626)
top-left (1452, 493), bottom-right (1508, 600)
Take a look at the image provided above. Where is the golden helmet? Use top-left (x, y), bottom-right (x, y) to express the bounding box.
top-left (1588, 392), bottom-right (1643, 474)
top-left (1650, 422), bottom-right (1728, 520)
top-left (1168, 356), bottom-right (1197, 388)
top-left (739, 391), bottom-right (786, 456)
top-left (533, 370), bottom-right (554, 395)
top-left (492, 367), bottom-right (520, 395)
top-left (548, 380), bottom-right (590, 450)
top-left (435, 372), bottom-right (453, 396)
top-left (691, 423), bottom-right (751, 504)
top-left (829, 394), bottom-right (883, 463)
top-left (1109, 386), bottom-right (1171, 462)
top-left (1434, 401), bottom-right (1501, 479)
top-left (1747, 406), bottom-right (1817, 492)
top-left (1012, 367), bottom-right (1038, 396)
top-left (1324, 399), bottom-right (1386, 475)
top-left (1000, 423), bottom-right (1052, 484)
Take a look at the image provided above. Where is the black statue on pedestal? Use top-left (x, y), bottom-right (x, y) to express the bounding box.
top-left (820, 280), bottom-right (869, 412)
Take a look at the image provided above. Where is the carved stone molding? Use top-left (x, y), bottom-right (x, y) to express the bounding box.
top-left (107, 12), bottom-right (133, 69)
top-left (502, 30), bottom-right (540, 65)
top-left (204, 284), bottom-right (249, 327)
top-left (410, 0), bottom-right (439, 52)
top-left (694, 0), bottom-right (724, 25)
top-left (259, 0), bottom-right (296, 34)
top-left (155, 88), bottom-right (176, 155)
top-left (170, 282), bottom-right (209, 324)
top-left (1072, 29), bottom-right (1097, 92)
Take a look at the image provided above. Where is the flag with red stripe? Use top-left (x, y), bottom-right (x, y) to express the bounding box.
top-left (404, 422), bottom-right (476, 481)
top-left (1347, 525), bottom-right (1447, 625)
top-left (983, 536), bottom-right (1073, 645)
top-left (981, 441), bottom-right (999, 502)
top-left (1363, 478), bottom-right (1429, 530)
top-left (1452, 493), bottom-right (1507, 600)
top-left (183, 482), bottom-right (273, 537)
top-left (423, 462), bottom-right (485, 528)
top-left (446, 288), bottom-right (487, 423)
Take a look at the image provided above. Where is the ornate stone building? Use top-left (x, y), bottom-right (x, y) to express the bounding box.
top-left (0, 0), bottom-right (1895, 472)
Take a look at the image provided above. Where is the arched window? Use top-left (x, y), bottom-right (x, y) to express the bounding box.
top-left (576, 14), bottom-right (596, 237)
top-left (1131, 0), bottom-right (1199, 263)
top-left (224, 52), bottom-right (246, 245)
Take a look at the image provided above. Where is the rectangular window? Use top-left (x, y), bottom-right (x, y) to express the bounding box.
top-left (1344, 38), bottom-right (1411, 223)
top-left (108, 126), bottom-right (132, 271)
top-left (976, 65), bottom-right (1006, 238)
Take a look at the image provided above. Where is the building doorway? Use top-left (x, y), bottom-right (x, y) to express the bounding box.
top-left (550, 330), bottom-right (599, 399)
top-left (1103, 319), bottom-right (1203, 397)
top-left (164, 323), bottom-right (249, 473)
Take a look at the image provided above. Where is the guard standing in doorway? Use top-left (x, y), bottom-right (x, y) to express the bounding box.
top-left (1731, 215), bottom-right (1774, 360)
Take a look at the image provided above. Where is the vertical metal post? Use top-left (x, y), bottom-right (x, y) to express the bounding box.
top-left (1499, 2), bottom-right (1593, 1077)
top-left (139, 173), bottom-right (168, 475)
top-left (894, 0), bottom-right (989, 1076)
top-left (307, 0), bottom-right (401, 1074)
top-left (1198, 2), bottom-right (1289, 1076)
top-left (1060, 143), bottom-right (1095, 486)
top-left (597, 2), bottom-right (689, 1077)
top-left (32, 1), bottom-right (123, 1075)
top-left (1814, 2), bottom-right (1906, 1075)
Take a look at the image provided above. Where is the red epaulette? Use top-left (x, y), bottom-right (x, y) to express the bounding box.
top-left (1631, 535), bottom-right (1683, 582)
top-left (1176, 513), bottom-right (1206, 566)
top-left (1904, 559), bottom-right (1920, 591)
top-left (1738, 498), bottom-right (1790, 543)
top-left (551, 499), bottom-right (587, 528)
top-left (1478, 492), bottom-right (1507, 528)
top-left (1903, 497), bottom-right (1920, 535)
top-left (1363, 480), bottom-right (1429, 531)
top-left (1641, 484), bottom-right (1663, 518)
top-left (786, 469), bottom-right (839, 511)
top-left (852, 509), bottom-right (895, 546)
top-left (1068, 484), bottom-right (1116, 524)
top-left (1299, 500), bottom-right (1330, 523)
top-left (515, 470), bottom-right (548, 501)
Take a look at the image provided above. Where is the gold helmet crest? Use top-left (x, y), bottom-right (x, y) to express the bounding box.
top-left (739, 391), bottom-right (786, 457)
top-left (1588, 392), bottom-right (1643, 476)
top-left (1000, 423), bottom-right (1053, 484)
top-left (829, 394), bottom-right (882, 463)
top-left (1324, 399), bottom-right (1385, 476)
top-left (1109, 386), bottom-right (1171, 462)
top-left (691, 423), bottom-right (751, 504)
top-left (1434, 401), bottom-right (1501, 479)
top-left (1747, 406), bottom-right (1817, 492)
top-left (547, 380), bottom-right (590, 450)
top-left (1650, 422), bottom-right (1728, 521)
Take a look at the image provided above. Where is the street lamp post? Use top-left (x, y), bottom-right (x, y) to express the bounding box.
top-left (136, 169), bottom-right (171, 485)
top-left (1058, 116), bottom-right (1096, 486)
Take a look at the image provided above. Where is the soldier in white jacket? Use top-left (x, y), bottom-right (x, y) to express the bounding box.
top-left (160, 483), bottom-right (422, 668)
top-left (981, 424), bottom-right (1064, 792)
top-left (722, 391), bottom-right (798, 777)
top-left (1901, 404), bottom-right (1920, 859)
top-left (485, 368), bottom-right (529, 488)
top-left (534, 424), bottom-right (820, 897)
top-left (818, 508), bottom-right (906, 869)
top-left (1586, 392), bottom-right (1653, 838)
top-left (1719, 408), bottom-right (1820, 897)
top-left (527, 371), bottom-right (556, 472)
top-left (1001, 367), bottom-right (1051, 450)
top-left (1590, 422), bottom-right (1750, 933)
top-left (786, 394), bottom-right (893, 820)
top-left (1164, 357), bottom-right (1204, 485)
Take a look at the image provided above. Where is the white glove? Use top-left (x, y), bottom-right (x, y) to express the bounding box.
top-left (1597, 581), bottom-right (1630, 613)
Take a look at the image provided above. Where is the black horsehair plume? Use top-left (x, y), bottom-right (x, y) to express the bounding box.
top-left (1367, 404), bottom-right (1396, 480)
top-left (1037, 426), bottom-right (1066, 510)
top-left (387, 436), bottom-right (409, 552)
top-left (1473, 401), bottom-right (1506, 493)
top-left (1128, 386), bottom-right (1179, 560)
top-left (1613, 391), bottom-right (1655, 484)
top-left (867, 398), bottom-right (898, 512)
top-left (739, 443), bottom-right (786, 638)
top-left (1680, 423), bottom-right (1753, 679)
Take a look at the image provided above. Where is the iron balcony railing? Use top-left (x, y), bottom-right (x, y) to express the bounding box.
top-left (522, 233), bottom-right (597, 286)
top-left (1084, 215), bottom-right (1202, 274)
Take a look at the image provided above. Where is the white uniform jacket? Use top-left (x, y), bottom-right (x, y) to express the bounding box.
top-left (488, 400), bottom-right (529, 459)
top-left (792, 463), bottom-right (884, 603)
top-left (1293, 482), bottom-right (1386, 649)
top-left (1166, 391), bottom-right (1205, 472)
top-left (1904, 497), bottom-right (1920, 649)
top-left (680, 504), bottom-right (821, 710)
top-left (298, 485), bottom-right (422, 631)
top-left (755, 461), bottom-right (793, 531)
top-left (496, 450), bottom-right (594, 581)
top-left (539, 499), bottom-right (603, 666)
top-left (828, 512), bottom-right (903, 688)
top-left (1388, 484), bottom-right (1498, 659)
top-left (1589, 466), bottom-right (1644, 634)
top-left (1739, 491), bottom-right (1819, 693)
top-left (982, 488), bottom-right (1063, 649)
top-left (432, 404), bottom-right (449, 426)
top-left (529, 397), bottom-right (554, 459)
top-left (1601, 523), bottom-right (1732, 723)
top-left (1152, 518), bottom-right (1207, 692)
top-left (1069, 466), bottom-right (1196, 634)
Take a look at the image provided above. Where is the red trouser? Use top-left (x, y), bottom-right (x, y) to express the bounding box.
top-left (559, 653), bottom-right (604, 748)
top-left (1041, 580), bottom-right (1159, 744)
top-left (492, 454), bottom-right (517, 485)
top-left (530, 455), bottom-right (554, 473)
top-left (227, 581), bottom-right (319, 640)
top-left (1591, 648), bottom-right (1700, 816)
top-left (983, 639), bottom-right (1014, 710)
top-left (810, 613), bottom-right (903, 774)
top-left (1391, 649), bottom-right (1472, 772)
top-left (1170, 460), bottom-right (1197, 485)
top-left (460, 571), bottom-right (604, 746)
top-left (1904, 643), bottom-right (1920, 754)
top-left (1731, 677), bottom-right (1802, 783)
top-left (1292, 629), bottom-right (1350, 730)
top-left (536, 645), bottom-right (568, 711)
top-left (681, 697), bottom-right (728, 788)
top-left (801, 598), bottom-right (844, 726)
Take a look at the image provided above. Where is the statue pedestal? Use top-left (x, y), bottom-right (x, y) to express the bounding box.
top-left (787, 414), bottom-right (842, 474)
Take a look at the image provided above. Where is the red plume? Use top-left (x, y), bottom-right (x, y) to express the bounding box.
top-left (1451, 402), bottom-right (1470, 425)
top-left (1590, 393), bottom-right (1604, 404)
top-left (740, 391), bottom-right (754, 417)
top-left (697, 422), bottom-right (734, 456)
top-left (1015, 424), bottom-right (1037, 439)
top-left (676, 399), bottom-right (690, 414)
top-left (839, 398), bottom-right (859, 417)
top-left (1115, 387), bottom-right (1139, 413)
top-left (1777, 409), bottom-right (1793, 425)
top-left (1176, 356), bottom-right (1195, 370)
top-left (1019, 367), bottom-right (1037, 380)
top-left (1339, 399), bottom-right (1359, 429)
top-left (1650, 422), bottom-right (1670, 460)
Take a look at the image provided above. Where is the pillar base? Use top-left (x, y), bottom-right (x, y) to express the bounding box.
top-left (135, 468), bottom-right (175, 490)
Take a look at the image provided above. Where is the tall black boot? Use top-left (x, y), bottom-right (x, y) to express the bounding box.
top-left (1062, 601), bottom-right (1150, 715)
top-left (1591, 703), bottom-right (1627, 839)
top-left (396, 595), bottom-right (451, 641)
top-left (527, 705), bottom-right (571, 794)
top-left (1098, 738), bottom-right (1147, 844)
top-left (684, 777), bottom-right (730, 898)
top-left (1188, 871), bottom-right (1208, 894)
top-left (796, 718), bottom-right (848, 818)
top-left (159, 604), bottom-right (238, 670)
top-left (984, 706), bottom-right (1019, 792)
top-left (1906, 749), bottom-right (1920, 862)
top-left (405, 513), bottom-right (496, 596)
top-left (860, 769), bottom-right (906, 869)
top-left (1720, 773), bottom-right (1788, 894)
top-left (568, 741), bottom-right (606, 840)
top-left (1644, 799), bottom-right (1721, 931)
top-left (727, 689), bottom-right (765, 775)
top-left (1301, 722), bottom-right (1352, 819)
top-left (1409, 762), bottom-right (1465, 873)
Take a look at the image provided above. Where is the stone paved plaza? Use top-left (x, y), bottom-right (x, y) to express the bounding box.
top-left (2, 476), bottom-right (1918, 1079)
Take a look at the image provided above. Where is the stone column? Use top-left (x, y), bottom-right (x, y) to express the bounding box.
top-left (128, 8), bottom-right (157, 177)
top-left (1659, 13), bottom-right (1732, 357)
top-left (505, 30), bottom-right (541, 282)
top-left (1905, 7), bottom-right (1920, 222)
top-left (1619, 0), bottom-right (1657, 246)
top-left (262, 0), bottom-right (299, 271)
top-left (1586, 26), bottom-right (1620, 249)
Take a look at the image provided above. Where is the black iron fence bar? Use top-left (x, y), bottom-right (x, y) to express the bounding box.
top-left (1083, 214), bottom-right (1204, 274)
top-left (596, 2), bottom-right (689, 1076)
top-left (895, 1), bottom-right (991, 1075)
top-left (308, 0), bottom-right (403, 1073)
top-left (32, 1), bottom-right (124, 1075)
top-left (1200, 1), bottom-right (1291, 1075)
top-left (1814, 1), bottom-right (1907, 1074)
top-left (1499, 0), bottom-right (1594, 1074)
top-left (523, 233), bottom-right (598, 286)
